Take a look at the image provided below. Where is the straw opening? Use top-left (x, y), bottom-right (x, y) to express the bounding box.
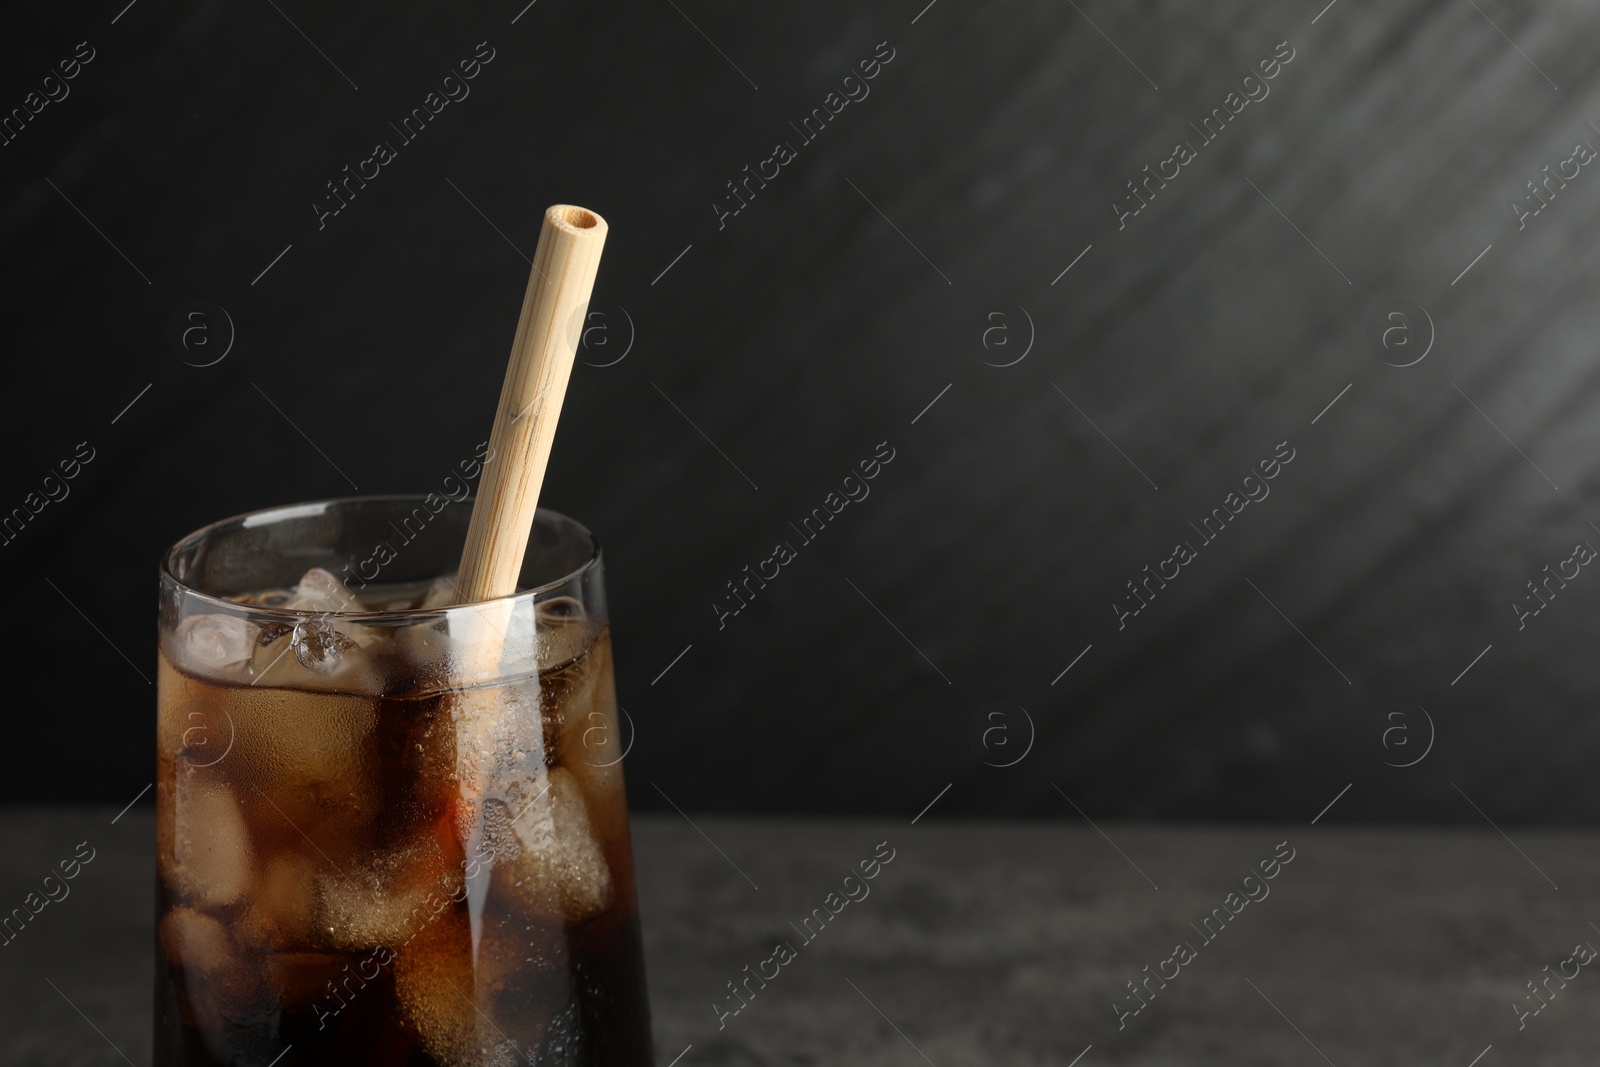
top-left (551, 205), bottom-right (600, 230)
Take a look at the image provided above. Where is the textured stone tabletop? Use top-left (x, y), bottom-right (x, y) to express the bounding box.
top-left (3, 807), bottom-right (1597, 1065)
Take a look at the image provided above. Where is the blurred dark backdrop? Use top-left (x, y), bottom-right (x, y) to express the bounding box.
top-left (3, 0), bottom-right (1598, 824)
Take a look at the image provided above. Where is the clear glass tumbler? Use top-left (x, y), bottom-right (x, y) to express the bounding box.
top-left (155, 496), bottom-right (653, 1066)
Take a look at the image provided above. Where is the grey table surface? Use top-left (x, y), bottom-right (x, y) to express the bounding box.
top-left (3, 807), bottom-right (1597, 1065)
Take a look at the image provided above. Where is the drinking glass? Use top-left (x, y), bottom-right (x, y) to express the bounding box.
top-left (156, 496), bottom-right (653, 1066)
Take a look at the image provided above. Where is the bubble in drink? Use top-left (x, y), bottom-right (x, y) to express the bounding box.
top-left (393, 908), bottom-right (567, 1067)
top-left (317, 829), bottom-right (465, 951)
top-left (489, 766), bottom-right (613, 926)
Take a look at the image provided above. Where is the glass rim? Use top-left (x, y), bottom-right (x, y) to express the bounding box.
top-left (159, 493), bottom-right (603, 623)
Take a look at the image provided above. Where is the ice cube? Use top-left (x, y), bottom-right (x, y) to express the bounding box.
top-left (550, 633), bottom-right (629, 846)
top-left (159, 767), bottom-right (254, 908)
top-left (287, 567), bottom-right (361, 613)
top-left (489, 766), bottom-right (613, 926)
top-left (475, 596), bottom-right (587, 681)
top-left (240, 567), bottom-right (378, 689)
top-left (534, 597), bottom-right (593, 670)
top-left (438, 602), bottom-right (600, 860)
top-left (172, 613), bottom-right (259, 676)
top-left (442, 599), bottom-right (530, 690)
top-left (317, 827), bottom-right (465, 951)
top-left (250, 623), bottom-right (302, 688)
top-left (493, 599), bottom-right (541, 676)
top-left (392, 907), bottom-right (561, 1067)
top-left (291, 620), bottom-right (360, 673)
top-left (250, 619), bottom-right (377, 691)
top-left (160, 907), bottom-right (268, 1034)
top-left (445, 669), bottom-right (548, 848)
top-left (425, 593), bottom-right (589, 680)
top-left (235, 851), bottom-right (319, 951)
top-left (161, 907), bottom-right (235, 971)
top-left (509, 620), bottom-right (611, 783)
top-left (220, 684), bottom-right (379, 857)
top-left (418, 574), bottom-right (460, 610)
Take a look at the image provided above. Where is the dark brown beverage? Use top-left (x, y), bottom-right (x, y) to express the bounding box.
top-left (157, 510), bottom-right (654, 1066)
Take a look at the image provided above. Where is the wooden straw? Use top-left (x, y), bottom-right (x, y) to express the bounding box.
top-left (456, 204), bottom-right (609, 602)
top-left (446, 204), bottom-right (606, 852)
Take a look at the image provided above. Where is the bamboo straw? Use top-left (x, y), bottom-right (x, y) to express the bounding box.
top-left (456, 204), bottom-right (609, 601)
top-left (448, 204), bottom-right (607, 851)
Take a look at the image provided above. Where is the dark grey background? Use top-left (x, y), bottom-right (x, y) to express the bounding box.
top-left (3, 0), bottom-right (1596, 825)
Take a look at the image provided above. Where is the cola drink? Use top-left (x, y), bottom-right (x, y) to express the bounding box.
top-left (156, 500), bottom-right (654, 1066)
